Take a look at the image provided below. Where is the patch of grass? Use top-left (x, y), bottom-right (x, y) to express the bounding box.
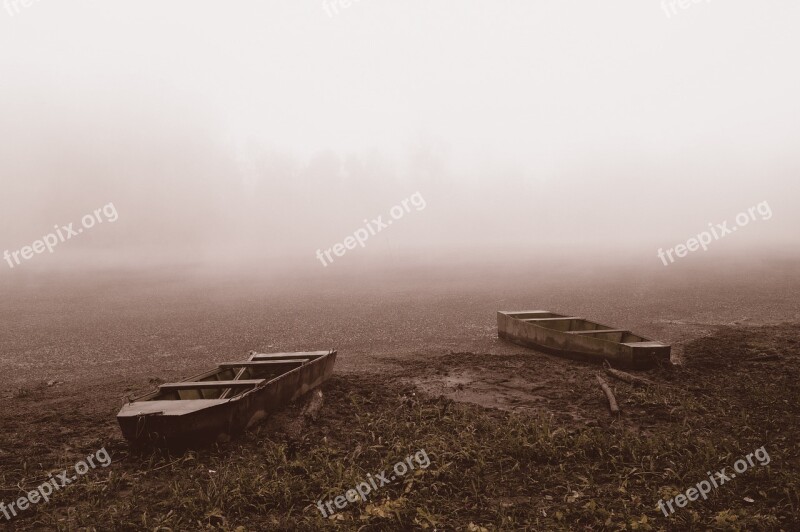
top-left (3, 325), bottom-right (799, 530)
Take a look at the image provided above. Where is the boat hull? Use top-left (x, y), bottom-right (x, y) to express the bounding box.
top-left (498, 312), bottom-right (669, 368)
top-left (118, 350), bottom-right (336, 446)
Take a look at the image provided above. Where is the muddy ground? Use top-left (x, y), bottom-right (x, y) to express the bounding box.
top-left (0, 262), bottom-right (798, 530)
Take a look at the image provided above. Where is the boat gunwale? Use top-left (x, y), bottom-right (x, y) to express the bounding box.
top-left (126, 349), bottom-right (336, 404)
top-left (500, 311), bottom-right (659, 347)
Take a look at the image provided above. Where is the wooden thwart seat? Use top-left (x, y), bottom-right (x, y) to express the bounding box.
top-left (568, 329), bottom-right (629, 335)
top-left (160, 379), bottom-right (265, 391)
top-left (523, 317), bottom-right (580, 322)
top-left (622, 341), bottom-right (668, 347)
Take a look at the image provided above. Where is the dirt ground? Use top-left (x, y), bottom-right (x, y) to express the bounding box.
top-left (1, 261), bottom-right (799, 530)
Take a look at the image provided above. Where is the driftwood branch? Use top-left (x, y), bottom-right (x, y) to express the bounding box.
top-left (604, 367), bottom-right (654, 387)
top-left (596, 374), bottom-right (620, 415)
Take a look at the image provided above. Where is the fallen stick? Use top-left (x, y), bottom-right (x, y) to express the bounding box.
top-left (596, 374), bottom-right (620, 415)
top-left (604, 367), bottom-right (654, 387)
top-left (747, 354), bottom-right (782, 362)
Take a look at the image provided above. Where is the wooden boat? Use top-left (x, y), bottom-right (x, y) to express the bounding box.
top-left (117, 350), bottom-right (336, 446)
top-left (498, 311), bottom-right (670, 368)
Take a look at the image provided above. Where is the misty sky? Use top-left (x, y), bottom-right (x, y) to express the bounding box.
top-left (1, 1), bottom-right (798, 269)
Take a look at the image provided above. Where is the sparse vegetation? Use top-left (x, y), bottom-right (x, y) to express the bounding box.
top-left (1, 325), bottom-right (798, 530)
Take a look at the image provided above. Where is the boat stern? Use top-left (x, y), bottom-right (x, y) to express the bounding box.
top-left (622, 341), bottom-right (671, 369)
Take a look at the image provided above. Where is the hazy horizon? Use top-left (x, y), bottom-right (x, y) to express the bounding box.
top-left (2, 1), bottom-right (799, 273)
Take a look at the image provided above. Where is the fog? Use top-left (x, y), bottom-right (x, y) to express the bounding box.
top-left (1, 1), bottom-right (799, 274)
